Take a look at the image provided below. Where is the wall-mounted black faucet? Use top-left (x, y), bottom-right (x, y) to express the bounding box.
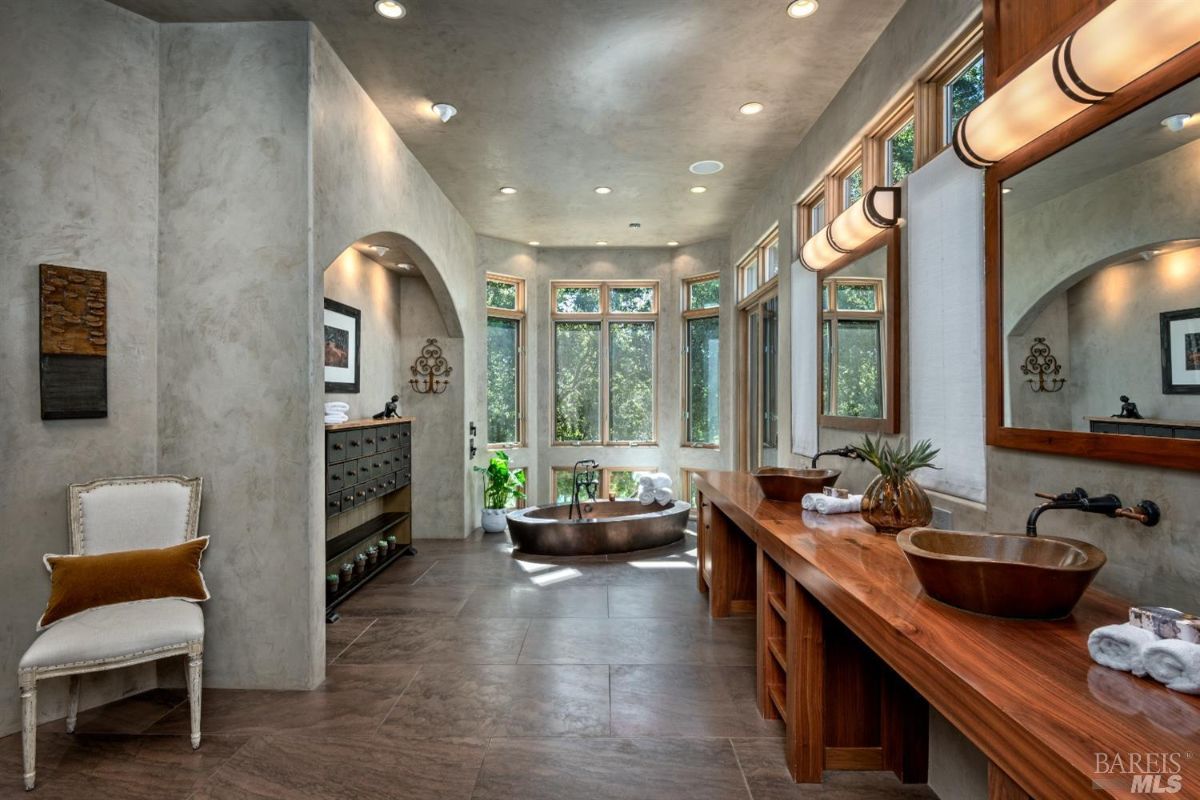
top-left (810, 445), bottom-right (866, 469)
top-left (1025, 487), bottom-right (1160, 536)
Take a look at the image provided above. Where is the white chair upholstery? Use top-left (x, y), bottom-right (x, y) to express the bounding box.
top-left (18, 475), bottom-right (205, 791)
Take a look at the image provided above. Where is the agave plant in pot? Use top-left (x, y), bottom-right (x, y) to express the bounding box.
top-left (473, 451), bottom-right (526, 534)
top-left (854, 435), bottom-right (940, 534)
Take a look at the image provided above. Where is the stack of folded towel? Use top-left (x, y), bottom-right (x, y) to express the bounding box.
top-left (1088, 606), bottom-right (1200, 695)
top-left (636, 472), bottom-right (673, 506)
top-left (324, 401), bottom-right (349, 424)
top-left (801, 492), bottom-right (863, 515)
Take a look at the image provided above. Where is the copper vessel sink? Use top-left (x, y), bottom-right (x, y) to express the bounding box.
top-left (896, 528), bottom-right (1106, 619)
top-left (752, 468), bottom-right (840, 502)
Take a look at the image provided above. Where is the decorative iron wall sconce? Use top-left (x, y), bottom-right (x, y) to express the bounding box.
top-left (1021, 337), bottom-right (1066, 393)
top-left (409, 338), bottom-right (452, 394)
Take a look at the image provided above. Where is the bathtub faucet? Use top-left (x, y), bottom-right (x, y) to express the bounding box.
top-left (569, 460), bottom-right (600, 520)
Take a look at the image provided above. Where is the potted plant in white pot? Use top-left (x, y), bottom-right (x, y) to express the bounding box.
top-left (474, 451), bottom-right (525, 533)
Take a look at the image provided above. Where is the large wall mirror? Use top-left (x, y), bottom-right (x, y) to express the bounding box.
top-left (818, 228), bottom-right (900, 433)
top-left (988, 57), bottom-right (1200, 469)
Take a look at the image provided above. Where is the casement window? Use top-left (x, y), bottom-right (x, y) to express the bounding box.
top-left (551, 466), bottom-right (653, 503)
top-left (943, 52), bottom-right (985, 143)
top-left (486, 274), bottom-right (525, 447)
top-left (736, 229), bottom-right (780, 301)
top-left (821, 278), bottom-right (885, 418)
top-left (682, 273), bottom-right (720, 447)
top-left (551, 281), bottom-right (658, 445)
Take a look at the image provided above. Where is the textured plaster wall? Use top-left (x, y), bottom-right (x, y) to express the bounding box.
top-left (157, 21), bottom-right (321, 689)
top-left (0, 0), bottom-right (162, 735)
top-left (527, 243), bottom-right (732, 505)
top-left (323, 248), bottom-right (405, 419)
top-left (309, 28), bottom-right (482, 538)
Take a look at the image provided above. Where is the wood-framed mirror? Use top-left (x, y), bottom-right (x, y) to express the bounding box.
top-left (817, 226), bottom-right (900, 433)
top-left (985, 43), bottom-right (1200, 471)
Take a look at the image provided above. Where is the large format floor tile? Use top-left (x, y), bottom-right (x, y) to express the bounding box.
top-left (0, 733), bottom-right (247, 800)
top-left (518, 617), bottom-right (756, 665)
top-left (611, 665), bottom-right (783, 737)
top-left (380, 664), bottom-right (609, 737)
top-left (40, 689), bottom-right (185, 735)
top-left (146, 664), bottom-right (418, 738)
top-left (731, 739), bottom-right (939, 799)
top-left (471, 737), bottom-right (751, 800)
top-left (608, 583), bottom-right (712, 618)
top-left (335, 617), bottom-right (531, 665)
top-left (335, 583), bottom-right (474, 618)
top-left (193, 735), bottom-right (485, 800)
top-left (325, 617), bottom-right (376, 663)
top-left (457, 584), bottom-right (609, 618)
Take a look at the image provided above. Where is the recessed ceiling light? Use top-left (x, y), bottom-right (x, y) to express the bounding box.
top-left (393, 262), bottom-right (413, 271)
top-left (786, 0), bottom-right (819, 19)
top-left (667, 241), bottom-right (680, 247)
top-left (594, 186), bottom-right (612, 195)
top-left (1001, 187), bottom-right (1013, 194)
top-left (374, 0), bottom-right (406, 19)
top-left (431, 102), bottom-right (458, 122)
top-left (739, 102), bottom-right (764, 116)
top-left (690, 160), bottom-right (725, 175)
top-left (528, 241), bottom-right (540, 246)
top-left (690, 186), bottom-right (707, 194)
top-left (499, 186), bottom-right (517, 195)
top-left (595, 241), bottom-right (607, 246)
top-left (1162, 113), bottom-right (1192, 132)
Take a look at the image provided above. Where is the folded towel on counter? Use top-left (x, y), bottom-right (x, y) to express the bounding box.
top-left (324, 401), bottom-right (350, 412)
top-left (1144, 639), bottom-right (1200, 694)
top-left (324, 414), bottom-right (349, 424)
top-left (1088, 623), bottom-right (1158, 676)
top-left (801, 493), bottom-right (863, 514)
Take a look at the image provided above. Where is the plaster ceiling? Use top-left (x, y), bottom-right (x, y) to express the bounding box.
top-left (112, 0), bottom-right (905, 247)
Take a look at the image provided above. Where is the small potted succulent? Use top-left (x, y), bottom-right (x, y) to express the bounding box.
top-left (473, 450), bottom-right (526, 534)
top-left (855, 435), bottom-right (940, 534)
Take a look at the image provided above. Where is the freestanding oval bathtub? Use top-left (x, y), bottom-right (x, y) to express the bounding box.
top-left (506, 500), bottom-right (690, 557)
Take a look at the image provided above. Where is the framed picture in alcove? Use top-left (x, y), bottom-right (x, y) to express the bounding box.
top-left (1160, 307), bottom-right (1200, 394)
top-left (324, 298), bottom-right (361, 393)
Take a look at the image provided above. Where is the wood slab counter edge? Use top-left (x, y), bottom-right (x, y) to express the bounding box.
top-left (695, 470), bottom-right (1200, 800)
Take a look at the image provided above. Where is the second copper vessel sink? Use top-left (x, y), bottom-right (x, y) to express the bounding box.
top-left (753, 468), bottom-right (840, 502)
top-left (897, 528), bottom-right (1106, 619)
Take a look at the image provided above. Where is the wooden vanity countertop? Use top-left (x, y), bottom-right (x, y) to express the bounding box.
top-left (697, 470), bottom-right (1200, 800)
top-left (324, 416), bottom-right (415, 431)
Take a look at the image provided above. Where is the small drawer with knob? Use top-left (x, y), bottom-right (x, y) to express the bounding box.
top-left (342, 460), bottom-right (360, 484)
top-left (326, 431), bottom-right (348, 464)
top-left (377, 425), bottom-right (395, 453)
top-left (357, 456), bottom-right (375, 482)
top-left (345, 432), bottom-right (363, 460)
top-left (325, 463), bottom-right (345, 495)
top-left (340, 487), bottom-right (356, 508)
top-left (326, 492), bottom-right (343, 518)
top-left (353, 486), bottom-right (369, 508)
top-left (360, 430), bottom-right (378, 456)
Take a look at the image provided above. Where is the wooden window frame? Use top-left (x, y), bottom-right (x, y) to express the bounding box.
top-left (915, 22), bottom-right (984, 166)
top-left (736, 228), bottom-right (781, 306)
top-left (868, 97), bottom-right (917, 188)
top-left (680, 467), bottom-right (706, 519)
top-left (485, 273), bottom-right (526, 449)
top-left (832, 147), bottom-right (865, 212)
top-left (550, 465), bottom-right (658, 502)
top-left (821, 277), bottom-right (885, 420)
top-left (550, 280), bottom-right (659, 446)
top-left (682, 272), bottom-right (721, 449)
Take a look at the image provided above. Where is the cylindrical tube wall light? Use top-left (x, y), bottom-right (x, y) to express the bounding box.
top-left (801, 187), bottom-right (900, 271)
top-left (954, 0), bottom-right (1200, 168)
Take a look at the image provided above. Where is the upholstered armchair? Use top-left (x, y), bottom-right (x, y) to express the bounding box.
top-left (18, 475), bottom-right (206, 791)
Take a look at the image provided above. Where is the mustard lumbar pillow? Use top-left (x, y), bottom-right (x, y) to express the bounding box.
top-left (38, 537), bottom-right (210, 630)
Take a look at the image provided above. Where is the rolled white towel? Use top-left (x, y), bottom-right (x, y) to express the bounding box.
top-left (638, 489), bottom-right (656, 506)
top-left (1088, 623), bottom-right (1157, 676)
top-left (637, 472), bottom-right (672, 491)
top-left (652, 487), bottom-right (673, 505)
top-left (801, 493), bottom-right (863, 514)
top-left (1144, 638), bottom-right (1200, 694)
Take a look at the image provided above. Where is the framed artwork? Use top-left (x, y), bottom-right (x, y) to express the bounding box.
top-left (40, 264), bottom-right (108, 419)
top-left (324, 298), bottom-right (361, 393)
top-left (1160, 307), bottom-right (1200, 395)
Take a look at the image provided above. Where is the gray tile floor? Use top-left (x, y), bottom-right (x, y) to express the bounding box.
top-left (0, 530), bottom-right (938, 798)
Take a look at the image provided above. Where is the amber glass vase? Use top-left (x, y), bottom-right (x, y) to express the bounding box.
top-left (861, 475), bottom-right (932, 534)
